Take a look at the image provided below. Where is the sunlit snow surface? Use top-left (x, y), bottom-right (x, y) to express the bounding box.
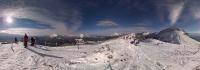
top-left (0, 38), bottom-right (200, 70)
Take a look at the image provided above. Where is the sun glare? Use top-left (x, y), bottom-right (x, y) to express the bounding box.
top-left (5, 16), bottom-right (14, 24)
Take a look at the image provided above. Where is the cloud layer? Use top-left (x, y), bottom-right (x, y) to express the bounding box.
top-left (0, 0), bottom-right (82, 36)
top-left (0, 0), bottom-right (200, 35)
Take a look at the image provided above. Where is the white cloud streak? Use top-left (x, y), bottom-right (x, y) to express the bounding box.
top-left (168, 2), bottom-right (185, 25)
top-left (154, 0), bottom-right (186, 26)
top-left (97, 20), bottom-right (118, 27)
top-left (86, 27), bottom-right (154, 35)
top-left (0, 28), bottom-right (54, 36)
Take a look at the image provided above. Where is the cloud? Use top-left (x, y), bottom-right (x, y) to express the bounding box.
top-left (0, 0), bottom-right (82, 35)
top-left (96, 19), bottom-right (118, 27)
top-left (168, 2), bottom-right (185, 25)
top-left (154, 0), bottom-right (186, 26)
top-left (84, 26), bottom-right (155, 35)
top-left (0, 18), bottom-right (54, 29)
top-left (0, 28), bottom-right (54, 36)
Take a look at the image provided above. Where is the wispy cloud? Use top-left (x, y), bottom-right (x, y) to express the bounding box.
top-left (154, 0), bottom-right (186, 26)
top-left (0, 0), bottom-right (82, 35)
top-left (96, 19), bottom-right (118, 27)
top-left (0, 28), bottom-right (54, 36)
top-left (169, 2), bottom-right (185, 25)
top-left (85, 26), bottom-right (155, 35)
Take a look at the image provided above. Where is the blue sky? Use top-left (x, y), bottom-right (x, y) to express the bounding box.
top-left (0, 0), bottom-right (200, 35)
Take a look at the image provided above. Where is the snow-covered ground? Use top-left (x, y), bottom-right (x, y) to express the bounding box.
top-left (1, 27), bottom-right (200, 70)
top-left (0, 38), bottom-right (200, 70)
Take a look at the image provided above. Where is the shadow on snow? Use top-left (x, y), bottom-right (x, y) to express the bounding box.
top-left (26, 47), bottom-right (63, 58)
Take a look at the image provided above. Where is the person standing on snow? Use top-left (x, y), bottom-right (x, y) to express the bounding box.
top-left (31, 37), bottom-right (36, 46)
top-left (14, 37), bottom-right (18, 44)
top-left (23, 34), bottom-right (29, 48)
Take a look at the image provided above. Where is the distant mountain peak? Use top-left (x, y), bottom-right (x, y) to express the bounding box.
top-left (159, 26), bottom-right (185, 33)
top-left (157, 27), bottom-right (199, 44)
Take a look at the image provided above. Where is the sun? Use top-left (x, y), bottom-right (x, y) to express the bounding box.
top-left (5, 16), bottom-right (14, 24)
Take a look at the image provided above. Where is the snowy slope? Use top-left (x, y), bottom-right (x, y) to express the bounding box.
top-left (1, 29), bottom-right (200, 70)
top-left (68, 38), bottom-right (200, 70)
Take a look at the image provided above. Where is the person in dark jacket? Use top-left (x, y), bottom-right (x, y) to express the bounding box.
top-left (23, 34), bottom-right (28, 48)
top-left (31, 37), bottom-right (36, 46)
top-left (14, 37), bottom-right (18, 44)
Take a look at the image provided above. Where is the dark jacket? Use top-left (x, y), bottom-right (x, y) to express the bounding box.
top-left (24, 34), bottom-right (28, 42)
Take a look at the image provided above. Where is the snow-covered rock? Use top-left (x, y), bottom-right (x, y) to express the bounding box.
top-left (141, 32), bottom-right (150, 36)
top-left (121, 33), bottom-right (136, 40)
top-left (49, 33), bottom-right (58, 38)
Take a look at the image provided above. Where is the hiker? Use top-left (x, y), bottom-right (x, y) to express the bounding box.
top-left (31, 37), bottom-right (36, 46)
top-left (23, 34), bottom-right (29, 48)
top-left (14, 37), bottom-right (18, 44)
